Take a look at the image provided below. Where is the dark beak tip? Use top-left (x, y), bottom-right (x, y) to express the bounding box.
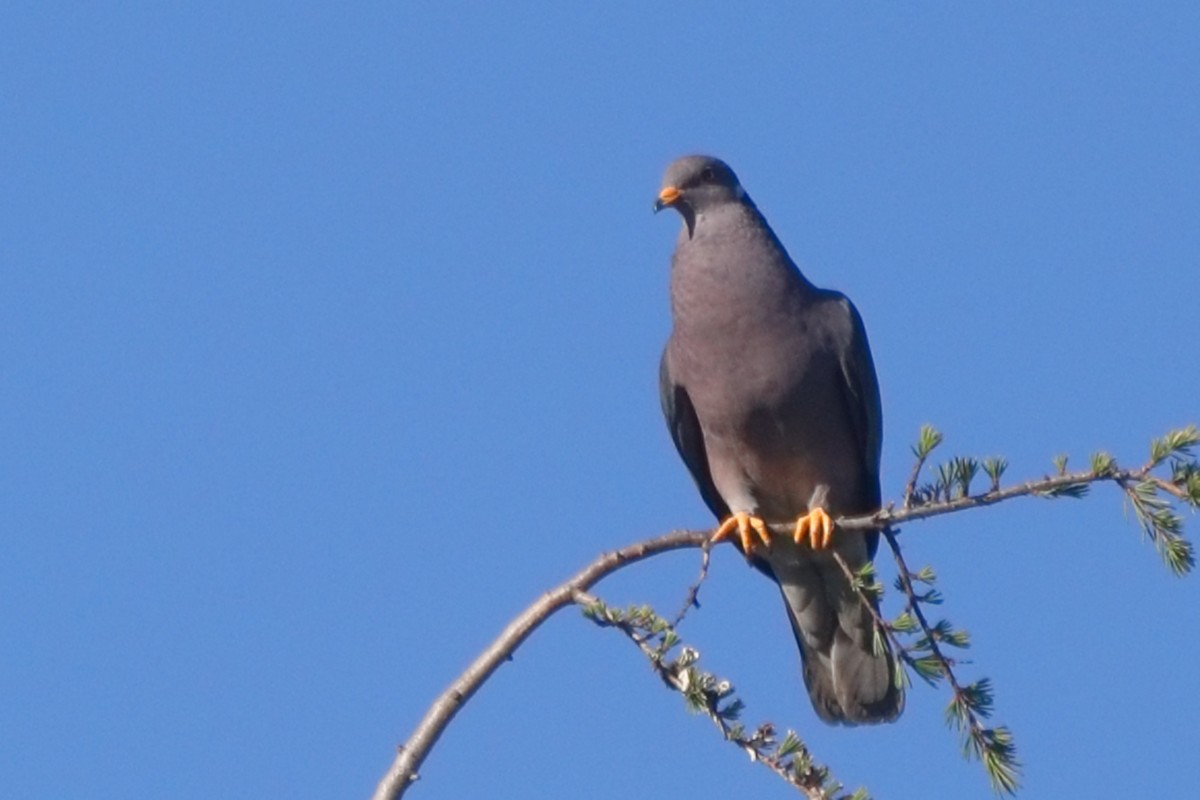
top-left (653, 199), bottom-right (666, 214)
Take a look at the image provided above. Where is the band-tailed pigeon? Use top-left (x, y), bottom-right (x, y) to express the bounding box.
top-left (655, 155), bottom-right (903, 725)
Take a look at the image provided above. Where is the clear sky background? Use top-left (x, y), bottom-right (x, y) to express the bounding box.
top-left (3, 4), bottom-right (1198, 799)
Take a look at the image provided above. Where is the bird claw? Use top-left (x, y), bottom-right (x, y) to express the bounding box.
top-left (712, 511), bottom-right (772, 555)
top-left (793, 507), bottom-right (835, 549)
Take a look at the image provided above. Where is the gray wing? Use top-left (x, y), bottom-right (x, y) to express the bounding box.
top-left (828, 292), bottom-right (883, 562)
top-left (659, 349), bottom-right (729, 521)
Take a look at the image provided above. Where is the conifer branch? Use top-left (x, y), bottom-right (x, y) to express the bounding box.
top-left (882, 531), bottom-right (1019, 794)
top-left (579, 594), bottom-right (867, 800)
top-left (841, 424), bottom-right (1198, 576)
top-left (830, 539), bottom-right (1019, 795)
top-left (903, 424), bottom-right (944, 507)
top-left (374, 425), bottom-right (1197, 800)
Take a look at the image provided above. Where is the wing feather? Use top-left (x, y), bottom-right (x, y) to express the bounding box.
top-left (659, 349), bottom-right (729, 520)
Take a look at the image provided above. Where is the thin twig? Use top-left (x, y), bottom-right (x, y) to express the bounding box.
top-left (828, 551), bottom-right (889, 640)
top-left (827, 549), bottom-right (908, 659)
top-left (667, 543), bottom-right (712, 631)
top-left (902, 438), bottom-right (936, 506)
top-left (883, 530), bottom-right (961, 687)
top-left (1149, 474), bottom-right (1191, 502)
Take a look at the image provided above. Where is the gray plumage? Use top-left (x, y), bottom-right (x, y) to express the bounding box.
top-left (655, 155), bottom-right (902, 725)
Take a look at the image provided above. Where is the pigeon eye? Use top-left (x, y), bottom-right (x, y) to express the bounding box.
top-left (701, 166), bottom-right (716, 182)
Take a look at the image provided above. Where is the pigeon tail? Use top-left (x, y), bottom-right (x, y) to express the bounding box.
top-left (777, 562), bottom-right (903, 725)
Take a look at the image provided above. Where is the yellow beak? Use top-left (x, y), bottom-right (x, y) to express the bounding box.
top-left (653, 185), bottom-right (682, 213)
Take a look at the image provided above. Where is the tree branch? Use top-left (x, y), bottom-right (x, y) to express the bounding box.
top-left (374, 427), bottom-right (1197, 799)
top-left (881, 531), bottom-right (1019, 793)
top-left (371, 530), bottom-right (710, 800)
top-left (856, 464), bottom-right (1173, 531)
top-left (579, 591), bottom-right (862, 800)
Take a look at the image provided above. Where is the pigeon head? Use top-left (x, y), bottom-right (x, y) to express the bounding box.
top-left (653, 155), bottom-right (745, 223)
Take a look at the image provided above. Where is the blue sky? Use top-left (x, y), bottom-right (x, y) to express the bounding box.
top-left (3, 3), bottom-right (1198, 798)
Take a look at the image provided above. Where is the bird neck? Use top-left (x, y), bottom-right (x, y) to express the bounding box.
top-left (669, 202), bottom-right (814, 329)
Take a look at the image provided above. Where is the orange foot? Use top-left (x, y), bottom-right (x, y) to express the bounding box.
top-left (793, 507), bottom-right (835, 550)
top-left (712, 511), bottom-right (772, 555)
